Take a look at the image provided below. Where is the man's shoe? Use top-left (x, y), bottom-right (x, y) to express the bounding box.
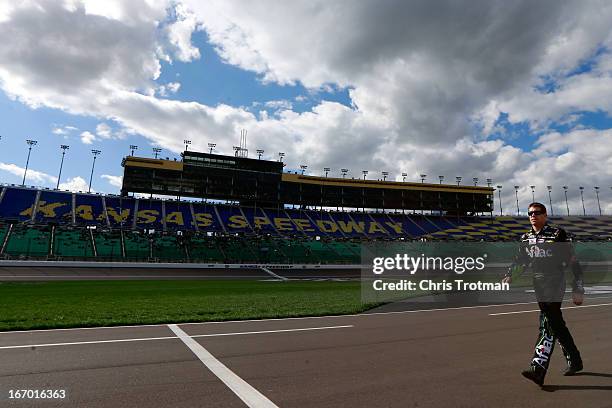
top-left (521, 366), bottom-right (545, 386)
top-left (563, 360), bottom-right (583, 376)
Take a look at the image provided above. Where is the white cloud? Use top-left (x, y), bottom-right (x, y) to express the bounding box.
top-left (80, 131), bottom-right (96, 145)
top-left (79, 124), bottom-right (127, 145)
top-left (157, 81), bottom-right (181, 97)
top-left (165, 3), bottom-right (201, 62)
top-left (167, 82), bottom-right (181, 93)
top-left (477, 68), bottom-right (612, 133)
top-left (52, 125), bottom-right (79, 136)
top-left (95, 123), bottom-right (113, 139)
top-left (58, 176), bottom-right (91, 192)
top-left (0, 162), bottom-right (57, 185)
top-left (94, 122), bottom-right (131, 141)
top-left (0, 0), bottom-right (611, 214)
top-left (264, 99), bottom-right (292, 110)
top-left (0, 163), bottom-right (112, 194)
top-left (101, 174), bottom-right (123, 188)
top-left (0, 0), bottom-right (167, 108)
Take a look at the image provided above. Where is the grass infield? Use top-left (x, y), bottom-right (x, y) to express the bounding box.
top-left (0, 280), bottom-right (378, 332)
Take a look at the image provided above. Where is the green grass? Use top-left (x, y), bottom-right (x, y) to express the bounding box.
top-left (0, 280), bottom-right (378, 332)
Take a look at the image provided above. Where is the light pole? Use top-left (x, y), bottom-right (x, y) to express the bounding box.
top-left (514, 186), bottom-right (520, 215)
top-left (153, 147), bottom-right (162, 159)
top-left (594, 186), bottom-right (602, 216)
top-left (341, 169), bottom-right (348, 179)
top-left (22, 139), bottom-right (38, 186)
top-left (579, 186), bottom-right (586, 215)
top-left (256, 149), bottom-right (264, 159)
top-left (300, 165), bottom-right (307, 175)
top-left (530, 185), bottom-right (535, 202)
top-left (402, 173), bottom-right (407, 182)
top-left (563, 186), bottom-right (570, 215)
top-left (496, 185), bottom-right (503, 216)
top-left (184, 140), bottom-right (191, 151)
top-left (324, 167), bottom-right (330, 177)
top-left (362, 170), bottom-right (368, 180)
top-left (129, 145), bottom-right (138, 156)
top-left (456, 176), bottom-right (462, 186)
top-left (88, 149), bottom-right (101, 193)
top-left (233, 146), bottom-right (241, 157)
top-left (547, 186), bottom-right (553, 216)
top-left (486, 178), bottom-right (492, 187)
top-left (278, 152), bottom-right (285, 162)
top-left (208, 143), bottom-right (216, 154)
top-left (420, 174), bottom-right (426, 183)
top-left (439, 175), bottom-right (444, 184)
top-left (382, 171), bottom-right (388, 181)
top-left (473, 177), bottom-right (478, 186)
top-left (56, 145), bottom-right (69, 189)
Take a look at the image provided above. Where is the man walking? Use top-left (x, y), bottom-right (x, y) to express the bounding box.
top-left (502, 202), bottom-right (584, 386)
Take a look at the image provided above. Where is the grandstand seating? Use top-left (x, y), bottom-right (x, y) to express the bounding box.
top-left (191, 202), bottom-right (224, 233)
top-left (321, 241), bottom-right (360, 263)
top-left (36, 191), bottom-right (73, 224)
top-left (53, 228), bottom-right (95, 258)
top-left (3, 224), bottom-right (51, 258)
top-left (165, 201), bottom-right (196, 231)
top-left (0, 187), bottom-right (37, 221)
top-left (242, 207), bottom-right (278, 236)
top-left (106, 197), bottom-right (136, 229)
top-left (75, 194), bottom-right (106, 226)
top-left (123, 231), bottom-right (151, 260)
top-left (0, 223), bottom-right (8, 242)
top-left (218, 237), bottom-right (258, 263)
top-left (189, 235), bottom-right (227, 262)
top-left (0, 185), bottom-right (610, 263)
top-left (135, 198), bottom-right (164, 230)
top-left (94, 230), bottom-right (123, 260)
top-left (152, 234), bottom-right (186, 261)
top-left (274, 239), bottom-right (310, 263)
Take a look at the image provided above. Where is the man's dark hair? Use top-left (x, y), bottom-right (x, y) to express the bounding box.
top-left (528, 202), bottom-right (547, 214)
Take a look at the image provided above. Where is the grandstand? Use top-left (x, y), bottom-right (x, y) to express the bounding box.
top-left (0, 185), bottom-right (610, 263)
top-left (121, 152), bottom-right (494, 214)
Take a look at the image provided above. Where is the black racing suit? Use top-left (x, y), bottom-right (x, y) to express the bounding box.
top-left (505, 224), bottom-right (584, 374)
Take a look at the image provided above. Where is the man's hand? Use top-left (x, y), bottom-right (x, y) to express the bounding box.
top-left (572, 292), bottom-right (583, 306)
top-left (502, 276), bottom-right (512, 285)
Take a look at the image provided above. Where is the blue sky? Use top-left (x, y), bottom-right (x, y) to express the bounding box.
top-left (0, 1), bottom-right (611, 213)
top-left (158, 32), bottom-right (353, 115)
top-left (0, 28), bottom-right (352, 192)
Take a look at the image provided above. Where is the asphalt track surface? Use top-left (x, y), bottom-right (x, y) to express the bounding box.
top-left (1, 294), bottom-right (612, 407)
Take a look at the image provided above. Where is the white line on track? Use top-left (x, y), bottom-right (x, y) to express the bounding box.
top-left (191, 325), bottom-right (353, 338)
top-left (0, 335), bottom-right (175, 350)
top-left (489, 302), bottom-right (612, 316)
top-left (259, 267), bottom-right (288, 281)
top-left (0, 324), bottom-right (353, 350)
top-left (169, 324), bottom-right (279, 408)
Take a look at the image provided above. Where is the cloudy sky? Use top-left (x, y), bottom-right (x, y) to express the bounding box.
top-left (0, 0), bottom-right (611, 215)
